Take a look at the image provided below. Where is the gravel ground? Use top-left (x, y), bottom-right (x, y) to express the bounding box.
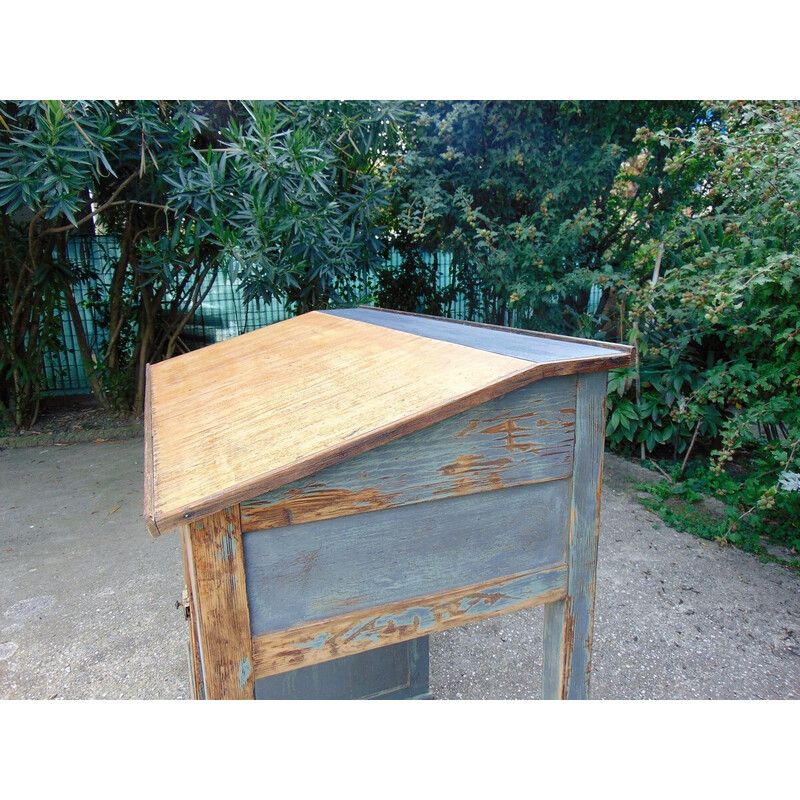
top-left (1, 436), bottom-right (798, 701)
top-left (430, 465), bottom-right (800, 699)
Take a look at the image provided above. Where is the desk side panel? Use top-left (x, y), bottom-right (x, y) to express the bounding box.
top-left (244, 479), bottom-right (570, 636)
top-left (241, 376), bottom-right (576, 532)
top-left (252, 565), bottom-right (567, 678)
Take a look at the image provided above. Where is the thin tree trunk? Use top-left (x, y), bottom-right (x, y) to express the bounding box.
top-left (106, 217), bottom-right (133, 373)
top-left (133, 319), bottom-right (152, 416)
top-left (63, 285), bottom-right (108, 407)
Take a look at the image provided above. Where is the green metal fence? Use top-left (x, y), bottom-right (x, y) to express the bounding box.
top-left (41, 240), bottom-right (472, 397)
top-left (42, 237), bottom-right (121, 395)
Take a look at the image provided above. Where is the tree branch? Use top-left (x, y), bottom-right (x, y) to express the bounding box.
top-left (39, 172), bottom-right (139, 235)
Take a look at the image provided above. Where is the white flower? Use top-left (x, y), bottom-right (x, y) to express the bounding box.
top-left (778, 471), bottom-right (800, 492)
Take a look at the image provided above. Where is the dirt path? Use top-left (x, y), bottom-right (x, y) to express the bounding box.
top-left (1, 437), bottom-right (798, 699)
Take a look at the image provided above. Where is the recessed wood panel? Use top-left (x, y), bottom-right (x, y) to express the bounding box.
top-left (252, 565), bottom-right (568, 678)
top-left (254, 638), bottom-right (430, 699)
top-left (241, 375), bottom-right (576, 532)
top-left (243, 480), bottom-right (570, 636)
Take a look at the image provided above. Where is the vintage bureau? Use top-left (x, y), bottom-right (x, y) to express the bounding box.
top-left (143, 307), bottom-right (633, 699)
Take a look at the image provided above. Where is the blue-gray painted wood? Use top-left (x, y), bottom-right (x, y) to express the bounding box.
top-left (322, 307), bottom-right (619, 363)
top-left (251, 564), bottom-right (567, 678)
top-left (243, 480), bottom-right (571, 636)
top-left (542, 597), bottom-right (567, 699)
top-left (254, 637), bottom-right (431, 700)
top-left (307, 567), bottom-right (568, 647)
top-left (241, 376), bottom-right (576, 531)
top-left (542, 370), bottom-right (607, 699)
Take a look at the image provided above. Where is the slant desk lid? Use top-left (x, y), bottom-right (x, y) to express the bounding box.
top-left (144, 307), bottom-right (633, 536)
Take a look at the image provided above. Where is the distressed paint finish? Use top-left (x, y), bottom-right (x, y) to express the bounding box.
top-left (542, 597), bottom-right (569, 700)
top-left (143, 309), bottom-right (634, 537)
top-left (143, 308), bottom-right (632, 700)
top-left (252, 566), bottom-right (568, 678)
top-left (184, 506), bottom-right (255, 699)
top-left (241, 376), bottom-right (576, 532)
top-left (243, 480), bottom-right (570, 635)
top-left (542, 370), bottom-right (608, 699)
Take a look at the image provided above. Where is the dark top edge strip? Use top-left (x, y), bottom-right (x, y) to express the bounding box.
top-left (322, 307), bottom-right (634, 364)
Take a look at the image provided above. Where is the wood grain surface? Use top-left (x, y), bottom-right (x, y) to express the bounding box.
top-left (183, 506), bottom-right (255, 699)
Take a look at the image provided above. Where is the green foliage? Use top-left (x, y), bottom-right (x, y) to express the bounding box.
top-left (388, 100), bottom-right (701, 329)
top-left (605, 102), bottom-right (800, 552)
top-left (605, 359), bottom-right (716, 455)
top-left (165, 100), bottom-right (409, 313)
top-left (372, 232), bottom-right (457, 315)
top-left (0, 101), bottom-right (117, 426)
top-left (636, 457), bottom-right (800, 569)
top-left (0, 100), bottom-right (406, 423)
top-left (637, 479), bottom-right (731, 544)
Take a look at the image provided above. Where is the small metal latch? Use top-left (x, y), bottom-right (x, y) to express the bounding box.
top-left (176, 589), bottom-right (191, 620)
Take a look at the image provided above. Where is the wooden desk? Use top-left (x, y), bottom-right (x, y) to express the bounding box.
top-left (144, 307), bottom-right (633, 699)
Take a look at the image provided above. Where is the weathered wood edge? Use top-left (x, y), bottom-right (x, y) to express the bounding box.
top-left (186, 506), bottom-right (255, 699)
top-left (251, 565), bottom-right (568, 679)
top-left (240, 472), bottom-right (570, 533)
top-left (142, 362), bottom-right (161, 538)
top-left (151, 355), bottom-right (622, 535)
top-left (354, 306), bottom-right (637, 358)
top-left (565, 370), bottom-right (607, 699)
top-left (542, 370), bottom-right (607, 699)
top-left (180, 525), bottom-right (204, 699)
top-left (542, 598), bottom-right (569, 699)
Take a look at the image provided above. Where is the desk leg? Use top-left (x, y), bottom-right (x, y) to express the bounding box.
top-left (181, 528), bottom-right (204, 700)
top-left (184, 505), bottom-right (255, 699)
top-left (542, 371), bottom-right (607, 700)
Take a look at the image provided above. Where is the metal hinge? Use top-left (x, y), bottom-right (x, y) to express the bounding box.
top-left (175, 589), bottom-right (191, 620)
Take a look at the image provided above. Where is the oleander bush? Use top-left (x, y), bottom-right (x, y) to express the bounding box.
top-left (0, 100), bottom-right (406, 424)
